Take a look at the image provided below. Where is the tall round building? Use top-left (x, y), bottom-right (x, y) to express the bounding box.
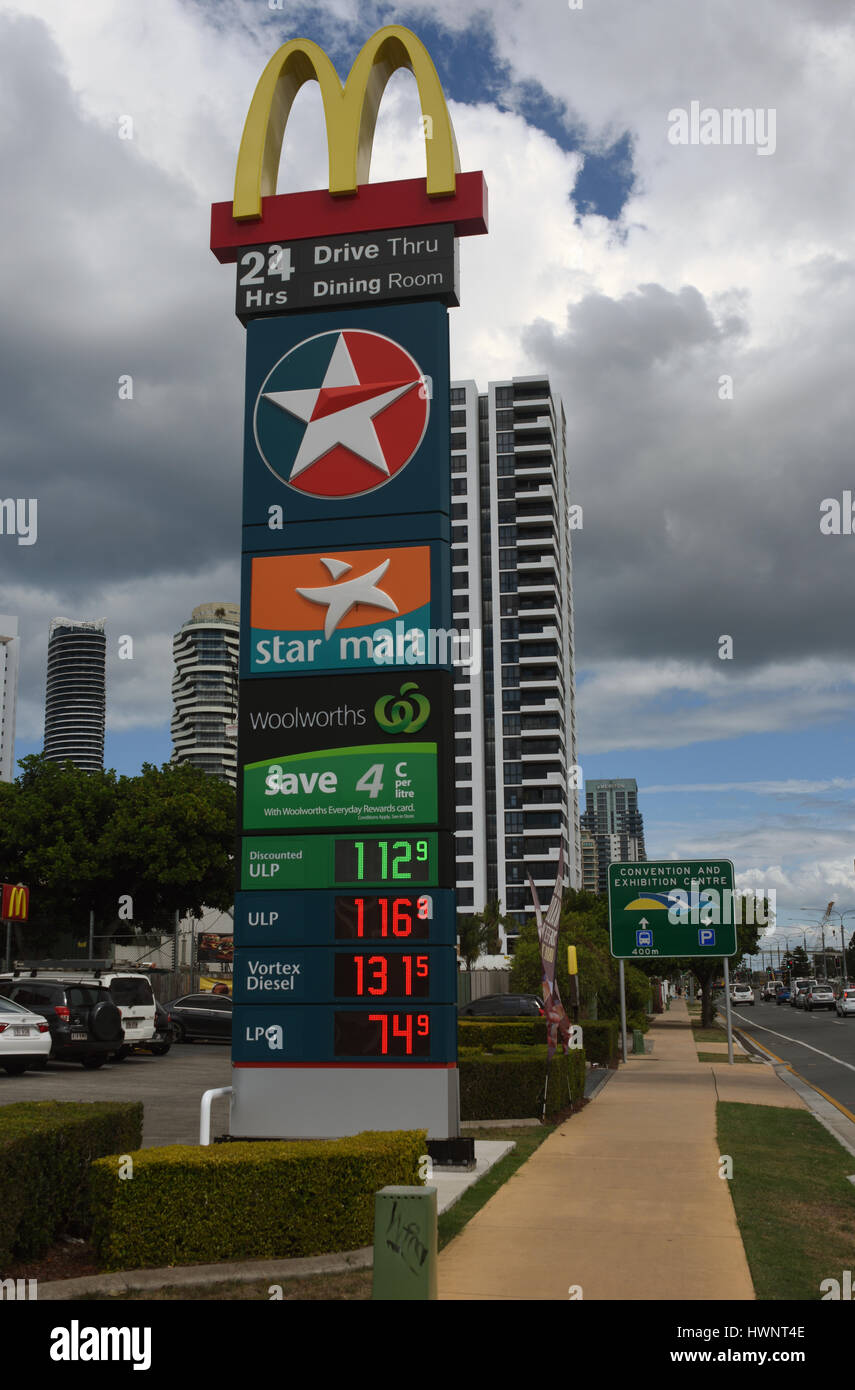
top-left (43, 617), bottom-right (107, 772)
top-left (171, 603), bottom-right (239, 786)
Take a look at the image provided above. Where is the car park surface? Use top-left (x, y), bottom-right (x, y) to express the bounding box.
top-left (0, 1045), bottom-right (232, 1145)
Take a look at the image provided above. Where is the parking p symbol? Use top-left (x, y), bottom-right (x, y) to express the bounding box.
top-left (698, 928), bottom-right (715, 947)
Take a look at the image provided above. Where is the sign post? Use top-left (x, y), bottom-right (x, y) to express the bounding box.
top-left (608, 860), bottom-right (738, 1064)
top-left (212, 25), bottom-right (487, 1138)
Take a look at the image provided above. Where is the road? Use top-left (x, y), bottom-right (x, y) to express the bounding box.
top-left (0, 1042), bottom-right (232, 1146)
top-left (726, 995), bottom-right (855, 1118)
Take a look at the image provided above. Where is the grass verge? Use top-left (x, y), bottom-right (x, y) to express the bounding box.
top-left (692, 1027), bottom-right (727, 1043)
top-left (717, 1100), bottom-right (855, 1299)
top-left (697, 1051), bottom-right (753, 1063)
top-left (79, 1271), bottom-right (372, 1301)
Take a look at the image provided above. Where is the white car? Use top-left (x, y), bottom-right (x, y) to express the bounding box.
top-left (730, 984), bottom-right (755, 1006)
top-left (0, 994), bottom-right (51, 1075)
top-left (836, 987), bottom-right (855, 1018)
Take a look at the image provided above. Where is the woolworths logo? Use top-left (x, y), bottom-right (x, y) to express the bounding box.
top-left (374, 682), bottom-right (430, 734)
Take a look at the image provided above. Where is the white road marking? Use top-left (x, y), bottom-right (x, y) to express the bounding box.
top-left (730, 1010), bottom-right (855, 1074)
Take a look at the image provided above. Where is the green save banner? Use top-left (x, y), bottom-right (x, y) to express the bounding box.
top-left (242, 743), bottom-right (438, 828)
top-left (608, 859), bottom-right (737, 960)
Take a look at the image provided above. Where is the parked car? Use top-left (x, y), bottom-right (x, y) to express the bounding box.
top-left (165, 992), bottom-right (232, 1042)
top-left (0, 976), bottom-right (123, 1067)
top-left (836, 987), bottom-right (855, 1018)
top-left (0, 967), bottom-right (157, 1059)
top-left (0, 994), bottom-right (51, 1075)
top-left (87, 971), bottom-right (158, 1055)
top-left (805, 983), bottom-right (835, 1012)
top-left (776, 986), bottom-right (791, 1004)
top-left (729, 983), bottom-right (754, 1006)
top-left (131, 1000), bottom-right (173, 1056)
top-left (458, 993), bottom-right (545, 1018)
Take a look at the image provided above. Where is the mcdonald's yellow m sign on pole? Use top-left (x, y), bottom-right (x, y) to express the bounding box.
top-left (211, 25), bottom-right (487, 261)
top-left (1, 883), bottom-right (29, 922)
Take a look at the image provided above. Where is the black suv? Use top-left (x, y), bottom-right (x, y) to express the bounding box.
top-left (0, 976), bottom-right (123, 1068)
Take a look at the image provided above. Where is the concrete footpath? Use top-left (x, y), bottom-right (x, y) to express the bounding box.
top-left (438, 999), bottom-right (806, 1301)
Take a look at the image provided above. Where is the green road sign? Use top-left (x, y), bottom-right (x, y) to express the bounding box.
top-left (608, 859), bottom-right (737, 960)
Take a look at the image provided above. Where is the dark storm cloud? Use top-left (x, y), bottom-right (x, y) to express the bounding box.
top-left (525, 270), bottom-right (855, 670)
top-left (0, 14), bottom-right (245, 603)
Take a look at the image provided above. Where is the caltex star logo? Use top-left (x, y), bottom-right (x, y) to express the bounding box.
top-left (253, 329), bottom-right (430, 499)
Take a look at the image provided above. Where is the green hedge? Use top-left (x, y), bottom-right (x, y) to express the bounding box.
top-left (0, 1101), bottom-right (143, 1263)
top-left (458, 1017), bottom-right (619, 1067)
top-left (459, 1045), bottom-right (586, 1120)
top-left (458, 1019), bottom-right (546, 1048)
top-left (91, 1128), bottom-right (425, 1271)
top-left (574, 1020), bottom-right (619, 1067)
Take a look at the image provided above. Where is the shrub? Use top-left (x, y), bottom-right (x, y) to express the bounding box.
top-left (575, 1019), bottom-right (619, 1067)
top-left (458, 1017), bottom-right (617, 1066)
top-left (91, 1128), bottom-right (425, 1271)
top-left (458, 1019), bottom-right (546, 1049)
top-left (459, 1045), bottom-right (586, 1120)
top-left (0, 1101), bottom-right (142, 1262)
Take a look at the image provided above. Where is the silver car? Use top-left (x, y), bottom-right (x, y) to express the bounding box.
top-left (805, 984), bottom-right (835, 1012)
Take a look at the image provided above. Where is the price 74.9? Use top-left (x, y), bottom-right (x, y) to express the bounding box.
top-left (369, 1012), bottom-right (430, 1055)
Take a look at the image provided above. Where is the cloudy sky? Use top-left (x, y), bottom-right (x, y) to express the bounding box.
top-left (1, 0), bottom-right (853, 951)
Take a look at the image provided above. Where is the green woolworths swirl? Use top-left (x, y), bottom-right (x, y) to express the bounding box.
top-left (374, 682), bottom-right (430, 734)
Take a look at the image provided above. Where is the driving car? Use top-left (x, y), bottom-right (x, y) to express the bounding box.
top-left (790, 978), bottom-right (816, 1006)
top-left (775, 985), bottom-right (791, 1004)
top-left (0, 994), bottom-right (51, 1075)
top-left (761, 981), bottom-right (782, 1001)
top-left (458, 993), bottom-right (546, 1017)
top-left (0, 975), bottom-right (123, 1067)
top-left (729, 983), bottom-right (754, 1006)
top-left (165, 992), bottom-right (232, 1042)
top-left (792, 984), bottom-right (813, 1009)
top-left (836, 987), bottom-right (855, 1017)
top-left (805, 983), bottom-right (835, 1012)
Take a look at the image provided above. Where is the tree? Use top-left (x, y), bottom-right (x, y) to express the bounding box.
top-left (456, 915), bottom-right (488, 971)
top-left (508, 888), bottom-right (648, 1023)
top-left (673, 897), bottom-right (766, 1028)
top-left (0, 754), bottom-right (235, 956)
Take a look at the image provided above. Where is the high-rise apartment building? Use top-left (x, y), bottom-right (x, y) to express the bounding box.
top-left (0, 615), bottom-right (20, 782)
top-left (43, 617), bottom-right (106, 772)
top-left (449, 376), bottom-right (580, 951)
top-left (580, 778), bottom-right (647, 893)
top-left (171, 603), bottom-right (239, 786)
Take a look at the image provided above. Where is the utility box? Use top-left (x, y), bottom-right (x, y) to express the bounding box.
top-left (632, 1029), bottom-right (645, 1054)
top-left (372, 1185), bottom-right (438, 1300)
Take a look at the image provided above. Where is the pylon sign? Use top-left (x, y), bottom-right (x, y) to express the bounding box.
top-left (212, 24), bottom-right (487, 1139)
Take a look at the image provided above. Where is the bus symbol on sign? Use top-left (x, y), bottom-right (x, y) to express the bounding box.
top-left (636, 928), bottom-right (653, 947)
